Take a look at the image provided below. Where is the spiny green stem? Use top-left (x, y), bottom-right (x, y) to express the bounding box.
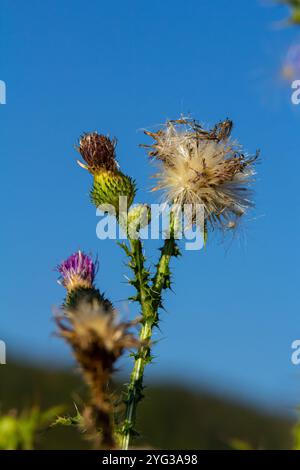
top-left (121, 238), bottom-right (154, 450)
top-left (152, 235), bottom-right (180, 311)
top-left (121, 317), bottom-right (154, 450)
top-left (121, 232), bottom-right (179, 450)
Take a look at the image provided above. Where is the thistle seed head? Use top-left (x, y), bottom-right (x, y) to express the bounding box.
top-left (55, 300), bottom-right (139, 449)
top-left (143, 117), bottom-right (258, 230)
top-left (56, 300), bottom-right (139, 415)
top-left (60, 300), bottom-right (139, 361)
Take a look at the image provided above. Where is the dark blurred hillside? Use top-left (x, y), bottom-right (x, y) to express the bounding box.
top-left (0, 360), bottom-right (294, 450)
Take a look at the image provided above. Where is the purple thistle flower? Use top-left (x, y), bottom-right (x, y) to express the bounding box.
top-left (57, 250), bottom-right (98, 291)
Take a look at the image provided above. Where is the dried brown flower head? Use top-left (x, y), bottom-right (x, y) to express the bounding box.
top-left (76, 131), bottom-right (136, 213)
top-left (77, 132), bottom-right (118, 174)
top-left (55, 300), bottom-right (139, 448)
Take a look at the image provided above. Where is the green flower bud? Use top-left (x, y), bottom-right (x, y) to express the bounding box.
top-left (65, 287), bottom-right (113, 311)
top-left (126, 204), bottom-right (151, 234)
top-left (91, 170), bottom-right (136, 214)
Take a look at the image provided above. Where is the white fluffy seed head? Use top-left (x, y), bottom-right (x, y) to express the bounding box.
top-left (144, 118), bottom-right (258, 230)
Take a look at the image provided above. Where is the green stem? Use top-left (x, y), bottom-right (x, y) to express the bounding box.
top-left (121, 315), bottom-right (154, 450)
top-left (121, 230), bottom-right (179, 450)
top-left (152, 236), bottom-right (179, 310)
top-left (121, 238), bottom-right (154, 450)
top-left (152, 212), bottom-right (180, 312)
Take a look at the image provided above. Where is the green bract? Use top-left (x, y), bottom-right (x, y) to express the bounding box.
top-left (91, 170), bottom-right (136, 214)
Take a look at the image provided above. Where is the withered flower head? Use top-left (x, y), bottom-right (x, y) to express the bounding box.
top-left (76, 131), bottom-right (136, 213)
top-left (59, 301), bottom-right (139, 363)
top-left (143, 117), bottom-right (258, 230)
top-left (77, 132), bottom-right (118, 174)
top-left (55, 300), bottom-right (139, 448)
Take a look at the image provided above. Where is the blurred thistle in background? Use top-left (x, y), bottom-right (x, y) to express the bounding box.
top-left (277, 0), bottom-right (300, 26)
top-left (282, 41), bottom-right (300, 79)
top-left (55, 251), bottom-right (139, 448)
top-left (273, 1), bottom-right (300, 84)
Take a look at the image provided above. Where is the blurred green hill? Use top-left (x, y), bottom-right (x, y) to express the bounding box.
top-left (0, 360), bottom-right (294, 449)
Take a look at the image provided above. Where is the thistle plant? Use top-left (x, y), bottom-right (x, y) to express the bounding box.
top-left (56, 251), bottom-right (139, 448)
top-left (54, 117), bottom-right (258, 449)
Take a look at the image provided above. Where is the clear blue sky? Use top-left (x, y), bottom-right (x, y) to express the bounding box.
top-left (1, 0), bottom-right (300, 414)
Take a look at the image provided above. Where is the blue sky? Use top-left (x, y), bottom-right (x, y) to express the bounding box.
top-left (1, 0), bottom-right (300, 414)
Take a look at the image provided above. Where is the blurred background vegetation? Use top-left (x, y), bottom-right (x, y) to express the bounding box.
top-left (0, 359), bottom-right (295, 450)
